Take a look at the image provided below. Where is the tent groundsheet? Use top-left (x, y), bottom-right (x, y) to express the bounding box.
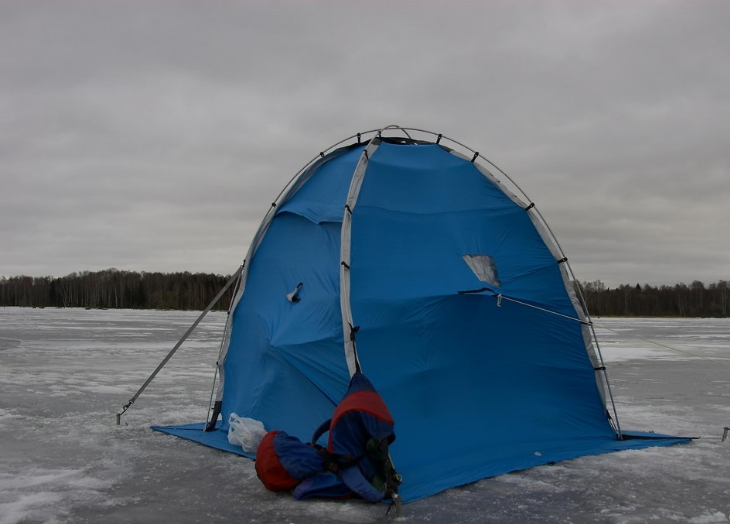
top-left (152, 424), bottom-right (689, 502)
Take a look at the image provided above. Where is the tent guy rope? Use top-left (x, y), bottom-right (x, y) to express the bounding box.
top-left (115, 265), bottom-right (243, 425)
top-left (593, 322), bottom-right (730, 369)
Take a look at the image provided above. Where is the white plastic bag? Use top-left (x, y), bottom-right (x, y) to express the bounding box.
top-left (227, 413), bottom-right (267, 452)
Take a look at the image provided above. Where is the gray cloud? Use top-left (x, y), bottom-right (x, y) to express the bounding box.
top-left (1, 1), bottom-right (728, 286)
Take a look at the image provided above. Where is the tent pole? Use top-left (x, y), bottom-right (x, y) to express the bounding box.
top-left (115, 265), bottom-right (244, 424)
top-left (587, 321), bottom-right (623, 438)
top-left (204, 264), bottom-right (245, 431)
top-left (399, 126), bottom-right (628, 440)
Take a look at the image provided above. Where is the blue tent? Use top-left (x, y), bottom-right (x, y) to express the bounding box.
top-left (154, 126), bottom-right (689, 502)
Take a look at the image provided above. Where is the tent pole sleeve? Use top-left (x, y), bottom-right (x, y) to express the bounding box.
top-left (209, 141), bottom-right (370, 404)
top-left (460, 145), bottom-right (625, 439)
top-left (340, 139), bottom-right (381, 376)
top-left (587, 321), bottom-right (623, 438)
top-left (115, 265), bottom-right (244, 423)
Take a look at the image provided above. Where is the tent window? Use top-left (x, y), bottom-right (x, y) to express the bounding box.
top-left (463, 255), bottom-right (501, 287)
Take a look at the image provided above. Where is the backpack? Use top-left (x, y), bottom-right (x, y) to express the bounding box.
top-left (254, 372), bottom-right (400, 502)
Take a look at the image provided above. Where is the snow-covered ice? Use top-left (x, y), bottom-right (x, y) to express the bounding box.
top-left (1, 308), bottom-right (728, 523)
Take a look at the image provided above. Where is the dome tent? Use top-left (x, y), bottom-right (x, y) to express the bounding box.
top-left (153, 126), bottom-right (688, 502)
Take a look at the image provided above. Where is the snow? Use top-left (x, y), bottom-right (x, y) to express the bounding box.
top-left (0, 308), bottom-right (728, 523)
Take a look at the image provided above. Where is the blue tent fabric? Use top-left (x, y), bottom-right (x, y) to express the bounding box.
top-left (153, 135), bottom-right (691, 503)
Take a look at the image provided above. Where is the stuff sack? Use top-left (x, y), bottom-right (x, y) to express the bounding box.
top-left (255, 430), bottom-right (324, 492)
top-left (254, 373), bottom-right (400, 502)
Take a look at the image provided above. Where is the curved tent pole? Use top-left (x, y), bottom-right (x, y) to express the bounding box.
top-left (378, 124), bottom-right (412, 140)
top-left (463, 147), bottom-right (622, 437)
top-left (337, 132), bottom-right (402, 514)
top-left (340, 126), bottom-right (623, 439)
top-left (339, 137), bottom-right (383, 376)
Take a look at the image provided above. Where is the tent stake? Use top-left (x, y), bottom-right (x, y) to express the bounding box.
top-left (115, 265), bottom-right (243, 424)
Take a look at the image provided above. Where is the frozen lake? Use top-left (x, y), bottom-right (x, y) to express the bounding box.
top-left (1, 308), bottom-right (728, 523)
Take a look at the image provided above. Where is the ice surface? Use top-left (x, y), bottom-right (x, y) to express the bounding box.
top-left (1, 308), bottom-right (728, 523)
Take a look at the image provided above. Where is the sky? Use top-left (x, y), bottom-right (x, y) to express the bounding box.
top-left (1, 1), bottom-right (728, 287)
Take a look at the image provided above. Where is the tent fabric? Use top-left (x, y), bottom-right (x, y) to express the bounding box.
top-left (153, 131), bottom-right (690, 502)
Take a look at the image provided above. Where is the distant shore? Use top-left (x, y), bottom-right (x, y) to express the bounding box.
top-left (1, 270), bottom-right (728, 318)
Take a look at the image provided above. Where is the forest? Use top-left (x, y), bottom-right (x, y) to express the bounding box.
top-left (0, 269), bottom-right (236, 311)
top-left (580, 279), bottom-right (728, 318)
top-left (1, 269), bottom-right (728, 317)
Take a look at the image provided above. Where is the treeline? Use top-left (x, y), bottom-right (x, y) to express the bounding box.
top-left (1, 269), bottom-right (728, 317)
top-left (580, 280), bottom-right (729, 318)
top-left (0, 269), bottom-right (236, 311)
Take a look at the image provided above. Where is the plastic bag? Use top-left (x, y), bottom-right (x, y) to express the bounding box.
top-left (227, 413), bottom-right (267, 452)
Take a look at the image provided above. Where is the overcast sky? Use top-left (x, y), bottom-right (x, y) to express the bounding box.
top-left (1, 1), bottom-right (728, 287)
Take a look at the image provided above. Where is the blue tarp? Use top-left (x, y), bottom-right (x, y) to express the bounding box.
top-left (154, 139), bottom-right (690, 502)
